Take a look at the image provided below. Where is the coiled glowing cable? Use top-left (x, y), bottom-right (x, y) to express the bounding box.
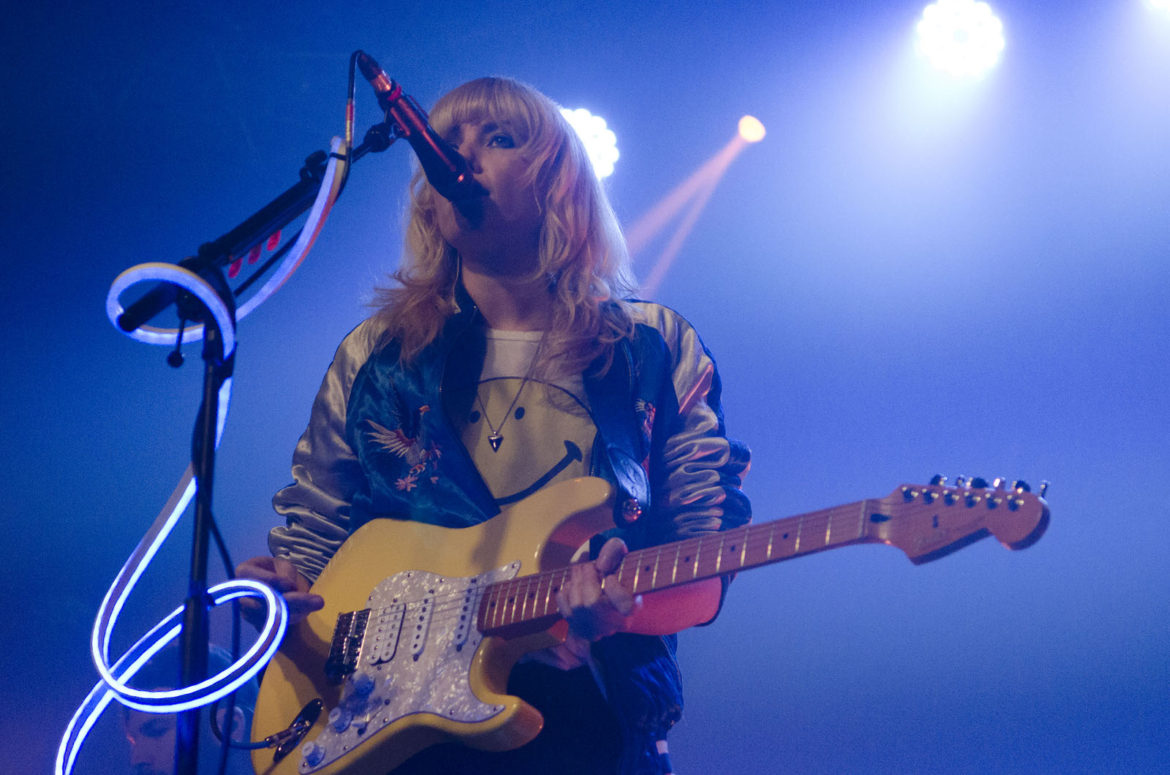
top-left (58, 136), bottom-right (349, 775)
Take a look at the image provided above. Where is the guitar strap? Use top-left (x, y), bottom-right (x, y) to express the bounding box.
top-left (584, 336), bottom-right (652, 530)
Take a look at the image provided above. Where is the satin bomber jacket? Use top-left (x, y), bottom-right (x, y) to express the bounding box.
top-left (267, 290), bottom-right (751, 773)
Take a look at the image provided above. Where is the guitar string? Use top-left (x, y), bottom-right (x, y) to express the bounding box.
top-left (362, 504), bottom-right (866, 626)
top-left (357, 487), bottom-right (996, 643)
top-left (397, 507), bottom-right (855, 623)
top-left (346, 503), bottom-right (869, 634)
top-left (333, 489), bottom-right (1014, 650)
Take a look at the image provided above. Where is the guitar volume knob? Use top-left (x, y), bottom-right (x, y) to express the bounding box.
top-left (328, 705), bottom-right (354, 733)
top-left (350, 671), bottom-right (375, 697)
top-left (302, 740), bottom-right (325, 767)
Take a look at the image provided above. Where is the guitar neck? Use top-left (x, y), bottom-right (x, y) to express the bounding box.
top-left (478, 498), bottom-right (875, 636)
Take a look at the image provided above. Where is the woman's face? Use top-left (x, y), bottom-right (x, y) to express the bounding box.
top-left (433, 119), bottom-right (545, 275)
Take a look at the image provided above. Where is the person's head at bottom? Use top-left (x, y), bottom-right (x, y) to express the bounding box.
top-left (121, 646), bottom-right (257, 775)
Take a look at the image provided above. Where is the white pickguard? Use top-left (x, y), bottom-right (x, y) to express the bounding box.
top-left (297, 562), bottom-right (521, 773)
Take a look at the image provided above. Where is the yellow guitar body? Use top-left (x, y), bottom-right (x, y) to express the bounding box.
top-left (250, 477), bottom-right (615, 775)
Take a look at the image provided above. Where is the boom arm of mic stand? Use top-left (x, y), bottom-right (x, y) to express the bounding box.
top-left (116, 124), bottom-right (396, 335)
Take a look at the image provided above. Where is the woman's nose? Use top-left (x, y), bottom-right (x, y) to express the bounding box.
top-left (455, 139), bottom-right (480, 172)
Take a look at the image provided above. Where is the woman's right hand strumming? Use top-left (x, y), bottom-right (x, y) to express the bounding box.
top-left (235, 556), bottom-right (325, 628)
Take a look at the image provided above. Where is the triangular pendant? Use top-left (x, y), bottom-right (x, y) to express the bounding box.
top-left (488, 433), bottom-right (503, 452)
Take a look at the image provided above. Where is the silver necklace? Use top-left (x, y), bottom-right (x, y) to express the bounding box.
top-left (475, 380), bottom-right (530, 452)
top-left (475, 336), bottom-right (543, 452)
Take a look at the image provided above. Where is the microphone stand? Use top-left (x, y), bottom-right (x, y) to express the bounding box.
top-left (175, 268), bottom-right (233, 775)
top-left (116, 121), bottom-right (398, 775)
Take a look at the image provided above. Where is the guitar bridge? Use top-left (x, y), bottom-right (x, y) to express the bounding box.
top-left (325, 609), bottom-right (369, 683)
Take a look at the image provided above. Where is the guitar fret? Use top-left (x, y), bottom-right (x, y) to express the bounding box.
top-left (484, 587), bottom-right (496, 630)
top-left (516, 578), bottom-right (527, 623)
top-left (504, 580), bottom-right (517, 627)
top-left (542, 570), bottom-right (555, 618)
top-left (531, 576), bottom-right (543, 618)
top-left (495, 583), bottom-right (507, 629)
top-left (555, 570), bottom-right (564, 613)
top-left (520, 577), bottom-right (533, 621)
top-left (492, 583), bottom-right (504, 629)
top-left (516, 579), bottom-right (527, 623)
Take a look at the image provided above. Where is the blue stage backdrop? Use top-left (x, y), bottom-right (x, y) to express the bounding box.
top-left (3, 2), bottom-right (1167, 773)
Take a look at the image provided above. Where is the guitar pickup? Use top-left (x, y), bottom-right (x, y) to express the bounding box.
top-left (368, 603), bottom-right (406, 664)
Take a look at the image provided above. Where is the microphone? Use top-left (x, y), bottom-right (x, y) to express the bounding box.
top-left (356, 51), bottom-right (487, 202)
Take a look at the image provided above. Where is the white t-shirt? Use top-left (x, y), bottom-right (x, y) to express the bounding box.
top-left (459, 329), bottom-right (596, 506)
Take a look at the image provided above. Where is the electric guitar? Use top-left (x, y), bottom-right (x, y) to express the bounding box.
top-left (250, 475), bottom-right (1049, 774)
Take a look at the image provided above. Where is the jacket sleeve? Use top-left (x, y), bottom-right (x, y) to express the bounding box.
top-left (267, 319), bottom-right (381, 582)
top-left (639, 303), bottom-right (752, 544)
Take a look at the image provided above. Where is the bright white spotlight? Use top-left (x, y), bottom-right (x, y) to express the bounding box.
top-left (561, 107), bottom-right (620, 179)
top-left (737, 115), bottom-right (766, 143)
top-left (1145, 0), bottom-right (1170, 11)
top-left (916, 0), bottom-right (1006, 78)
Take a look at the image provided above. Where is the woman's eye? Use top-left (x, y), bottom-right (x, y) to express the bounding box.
top-left (487, 133), bottom-right (515, 148)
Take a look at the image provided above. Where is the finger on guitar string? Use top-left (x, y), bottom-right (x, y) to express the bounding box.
top-left (555, 537), bottom-right (638, 641)
top-left (601, 573), bottom-right (640, 618)
top-left (594, 536), bottom-right (629, 576)
top-left (595, 537), bottom-right (638, 616)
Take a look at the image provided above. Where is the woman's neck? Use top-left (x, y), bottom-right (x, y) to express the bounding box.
top-left (460, 262), bottom-right (552, 331)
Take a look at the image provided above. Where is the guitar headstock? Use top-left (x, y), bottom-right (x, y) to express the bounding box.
top-left (866, 476), bottom-right (1050, 564)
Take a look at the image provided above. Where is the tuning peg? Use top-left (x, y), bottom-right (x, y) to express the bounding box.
top-left (1012, 479), bottom-right (1031, 493)
top-left (929, 474), bottom-right (946, 486)
top-left (992, 477), bottom-right (1007, 490)
top-left (1039, 481), bottom-right (1050, 498)
top-left (955, 475), bottom-right (968, 487)
top-left (970, 476), bottom-right (989, 489)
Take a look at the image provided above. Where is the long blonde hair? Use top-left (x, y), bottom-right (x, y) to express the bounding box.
top-left (373, 77), bottom-right (636, 375)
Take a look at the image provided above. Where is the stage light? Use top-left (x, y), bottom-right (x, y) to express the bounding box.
top-left (916, 0), bottom-right (1006, 78)
top-left (561, 107), bottom-right (620, 178)
top-left (1145, 0), bottom-right (1170, 11)
top-left (738, 115), bottom-right (766, 143)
